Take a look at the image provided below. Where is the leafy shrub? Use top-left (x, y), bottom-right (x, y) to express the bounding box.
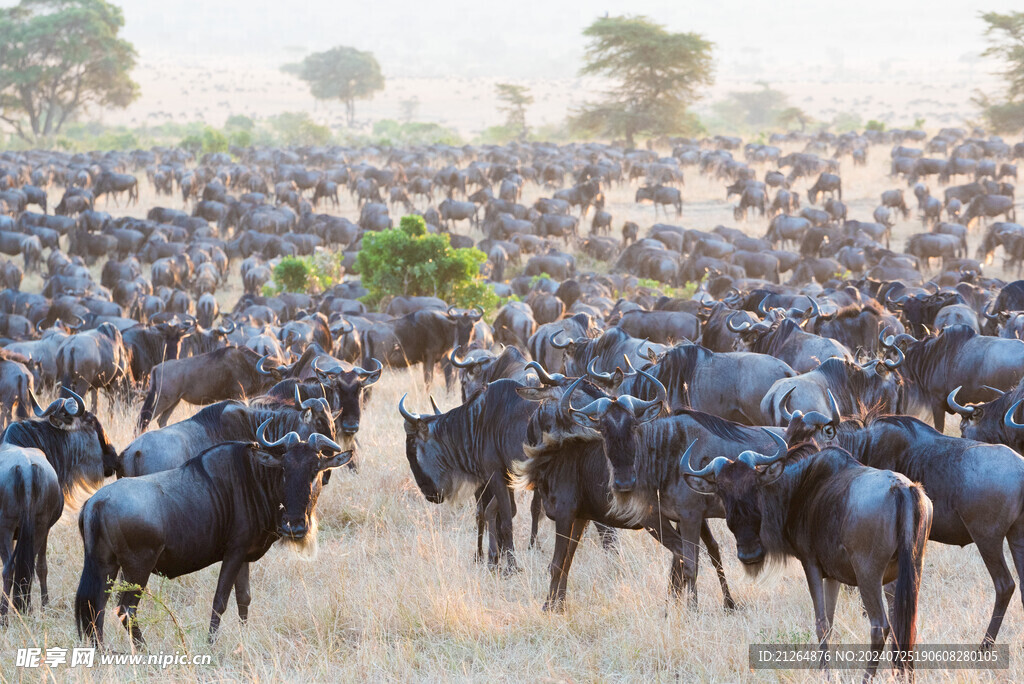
top-left (357, 215), bottom-right (498, 312)
top-left (273, 256), bottom-right (313, 293)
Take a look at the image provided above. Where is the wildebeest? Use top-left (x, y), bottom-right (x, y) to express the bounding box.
top-left (807, 173), bottom-right (842, 204)
top-left (75, 422), bottom-right (351, 645)
top-left (635, 185), bottom-right (682, 216)
top-left (681, 433), bottom-right (931, 678)
top-left (790, 408), bottom-right (1024, 648)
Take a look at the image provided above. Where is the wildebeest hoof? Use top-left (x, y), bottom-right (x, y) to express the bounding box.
top-left (723, 597), bottom-right (737, 612)
top-left (542, 599), bottom-right (565, 613)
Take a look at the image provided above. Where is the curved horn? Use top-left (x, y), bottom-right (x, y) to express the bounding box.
top-left (398, 393), bottom-right (422, 423)
top-left (470, 306), bottom-right (484, 321)
top-left (757, 295), bottom-right (770, 316)
top-left (878, 325), bottom-right (895, 349)
top-left (736, 428), bottom-right (789, 468)
top-left (428, 396), bottom-right (441, 416)
top-left (27, 388), bottom-right (60, 418)
top-left (309, 433), bottom-right (344, 454)
top-left (586, 357), bottom-right (613, 382)
top-left (826, 389), bottom-right (840, 423)
top-left (355, 358), bottom-right (383, 386)
top-left (256, 355), bottom-right (274, 375)
top-left (1004, 400), bottom-right (1024, 429)
top-left (946, 386), bottom-right (975, 417)
top-left (780, 387), bottom-right (796, 422)
top-left (446, 305), bottom-right (459, 316)
top-left (449, 347), bottom-right (476, 369)
top-left (301, 397), bottom-right (330, 413)
top-left (803, 297), bottom-right (820, 319)
top-left (983, 385), bottom-right (1006, 397)
top-left (558, 375), bottom-right (586, 419)
top-left (256, 418), bottom-right (299, 449)
top-left (62, 387), bottom-right (86, 416)
top-left (679, 439), bottom-right (730, 480)
top-left (727, 311), bottom-right (752, 332)
top-left (526, 360), bottom-right (561, 386)
top-left (549, 331), bottom-right (572, 349)
top-left (217, 318), bottom-right (236, 334)
top-left (883, 344), bottom-right (904, 369)
top-left (984, 304), bottom-right (1001, 322)
top-left (294, 384), bottom-right (303, 405)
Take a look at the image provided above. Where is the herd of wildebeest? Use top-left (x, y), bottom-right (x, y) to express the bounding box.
top-left (0, 125), bottom-right (1022, 677)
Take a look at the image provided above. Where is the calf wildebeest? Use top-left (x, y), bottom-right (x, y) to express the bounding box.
top-left (0, 388), bottom-right (118, 617)
top-left (681, 433), bottom-right (931, 678)
top-left (138, 349), bottom-right (296, 430)
top-left (75, 422), bottom-right (351, 646)
top-left (514, 375), bottom-right (734, 611)
top-left (791, 406), bottom-right (1024, 648)
top-left (882, 325), bottom-right (1024, 432)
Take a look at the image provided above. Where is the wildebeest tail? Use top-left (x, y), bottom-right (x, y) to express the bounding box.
top-left (14, 374), bottom-right (28, 420)
top-left (5, 466), bottom-right (36, 613)
top-left (138, 377), bottom-right (157, 432)
top-left (892, 484), bottom-right (931, 671)
top-left (74, 506), bottom-right (105, 640)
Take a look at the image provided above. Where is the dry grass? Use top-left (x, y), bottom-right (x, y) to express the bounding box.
top-left (1, 148), bottom-right (1022, 681)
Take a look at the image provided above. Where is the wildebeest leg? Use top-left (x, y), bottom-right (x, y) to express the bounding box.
top-left (35, 529), bottom-right (50, 607)
top-left (209, 553), bottom-right (245, 641)
top-left (156, 399), bottom-right (180, 428)
top-left (473, 485), bottom-right (491, 562)
top-left (490, 480), bottom-right (518, 573)
top-left (823, 577), bottom-right (841, 629)
top-left (528, 491), bottom-right (543, 549)
top-left (115, 563), bottom-right (152, 648)
top-left (545, 516), bottom-right (589, 612)
top-left (700, 520), bottom-right (735, 610)
top-left (974, 534), bottom-right (1016, 648)
top-left (90, 387), bottom-right (99, 413)
top-left (851, 561), bottom-right (891, 680)
top-left (801, 560), bottom-right (833, 655)
top-left (234, 563), bottom-right (251, 623)
top-left (674, 514), bottom-right (702, 608)
top-left (0, 533), bottom-right (12, 622)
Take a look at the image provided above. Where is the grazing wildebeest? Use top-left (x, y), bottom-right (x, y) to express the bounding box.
top-left (75, 422), bottom-right (351, 646)
top-left (681, 433), bottom-right (931, 679)
top-left (791, 406), bottom-right (1024, 648)
top-left (807, 173), bottom-right (842, 204)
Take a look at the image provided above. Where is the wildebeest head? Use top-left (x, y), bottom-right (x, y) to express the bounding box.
top-left (680, 430), bottom-right (789, 568)
top-left (398, 394), bottom-right (446, 503)
top-left (564, 366), bottom-right (666, 492)
top-left (23, 386), bottom-right (118, 482)
top-left (781, 388), bottom-right (841, 447)
top-left (312, 357), bottom-right (382, 436)
top-left (447, 306), bottom-right (484, 348)
top-left (254, 419), bottom-right (351, 547)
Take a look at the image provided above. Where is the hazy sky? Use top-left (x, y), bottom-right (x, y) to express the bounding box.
top-left (108, 0), bottom-right (1016, 81)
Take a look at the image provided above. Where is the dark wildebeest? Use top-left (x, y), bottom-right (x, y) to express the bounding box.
top-left (138, 349), bottom-right (296, 430)
top-left (0, 388), bottom-right (118, 618)
top-left (75, 423), bottom-right (351, 646)
top-left (729, 313), bottom-right (853, 373)
top-left (55, 322), bottom-right (130, 411)
top-left (399, 381), bottom-right (543, 571)
top-left (361, 309), bottom-right (466, 389)
top-left (514, 374), bottom-right (735, 611)
top-left (681, 433), bottom-right (931, 679)
top-left (614, 309), bottom-right (699, 344)
top-left (619, 343), bottom-right (795, 425)
top-left (448, 346), bottom-right (533, 403)
top-left (807, 173), bottom-right (842, 204)
top-left (791, 406), bottom-right (1024, 648)
top-left (760, 357), bottom-right (902, 426)
top-left (882, 325), bottom-right (1024, 432)
top-left (635, 185), bottom-right (682, 216)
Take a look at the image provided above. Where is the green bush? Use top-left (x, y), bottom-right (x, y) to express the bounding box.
top-left (357, 215), bottom-right (498, 312)
top-left (273, 256), bottom-right (314, 293)
top-left (202, 127), bottom-right (229, 154)
top-left (865, 119), bottom-right (886, 132)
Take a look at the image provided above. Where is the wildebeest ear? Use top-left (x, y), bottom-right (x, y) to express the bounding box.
top-left (319, 450), bottom-right (354, 471)
top-left (252, 449), bottom-right (284, 469)
top-left (515, 386), bottom-right (558, 402)
top-left (683, 475), bottom-right (716, 495)
top-left (757, 460), bottom-right (786, 485)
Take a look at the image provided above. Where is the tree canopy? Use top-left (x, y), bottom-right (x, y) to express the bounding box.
top-left (495, 83), bottom-right (533, 140)
top-left (283, 46), bottom-right (384, 127)
top-left (0, 0), bottom-right (138, 142)
top-left (709, 83), bottom-right (809, 133)
top-left (977, 11), bottom-right (1024, 132)
top-left (570, 15), bottom-right (714, 146)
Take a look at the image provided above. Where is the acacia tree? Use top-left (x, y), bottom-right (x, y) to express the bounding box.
top-left (977, 11), bottom-right (1024, 132)
top-left (570, 15), bottom-right (713, 147)
top-left (0, 0), bottom-right (138, 142)
top-left (495, 83), bottom-right (533, 140)
top-left (283, 46), bottom-right (384, 127)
